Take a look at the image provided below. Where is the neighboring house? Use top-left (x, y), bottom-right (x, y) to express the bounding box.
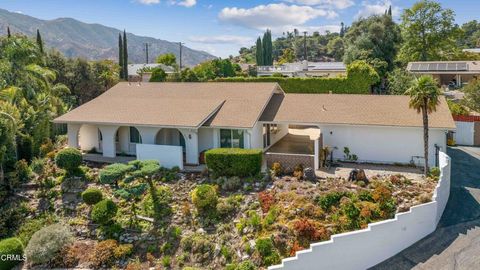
top-left (127, 63), bottom-right (175, 82)
top-left (257, 61), bottom-right (346, 78)
top-left (407, 61), bottom-right (480, 88)
top-left (453, 115), bottom-right (480, 146)
top-left (54, 82), bottom-right (455, 169)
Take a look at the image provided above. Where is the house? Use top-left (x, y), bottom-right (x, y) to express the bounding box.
top-left (257, 61), bottom-right (346, 78)
top-left (54, 82), bottom-right (455, 170)
top-left (407, 61), bottom-right (480, 89)
top-left (127, 63), bottom-right (175, 82)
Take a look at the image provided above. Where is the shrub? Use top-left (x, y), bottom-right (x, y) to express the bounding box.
top-left (205, 148), bottom-right (262, 177)
top-left (0, 237), bottom-right (24, 270)
top-left (90, 239), bottom-right (118, 268)
top-left (114, 243), bottom-right (133, 259)
top-left (55, 148), bottom-right (82, 172)
top-left (39, 138), bottom-right (55, 157)
top-left (293, 219), bottom-right (322, 241)
top-left (161, 255), bottom-right (171, 267)
top-left (255, 237), bottom-right (281, 266)
top-left (258, 191), bottom-right (275, 213)
top-left (25, 223), bottom-right (73, 265)
top-left (191, 184), bottom-right (218, 213)
top-left (15, 159), bottom-right (32, 183)
top-left (293, 164), bottom-right (304, 179)
top-left (18, 135), bottom-right (33, 162)
top-left (99, 163), bottom-right (133, 185)
top-left (81, 188), bottom-right (103, 205)
top-left (149, 67), bottom-right (167, 82)
top-left (91, 199), bottom-right (118, 225)
top-left (263, 207), bottom-right (279, 228)
top-left (271, 162), bottom-right (283, 177)
top-left (236, 260), bottom-right (257, 270)
top-left (316, 191), bottom-right (350, 211)
top-left (30, 158), bottom-right (46, 176)
top-left (221, 176), bottom-right (242, 191)
top-left (429, 167), bottom-right (441, 179)
top-left (142, 186), bottom-right (172, 219)
top-left (16, 214), bottom-right (57, 246)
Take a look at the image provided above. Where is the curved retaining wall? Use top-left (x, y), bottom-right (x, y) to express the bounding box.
top-left (269, 151), bottom-right (451, 270)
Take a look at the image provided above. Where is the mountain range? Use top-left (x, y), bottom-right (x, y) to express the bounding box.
top-left (0, 8), bottom-right (216, 66)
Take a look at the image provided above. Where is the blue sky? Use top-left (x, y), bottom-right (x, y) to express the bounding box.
top-left (0, 0), bottom-right (477, 57)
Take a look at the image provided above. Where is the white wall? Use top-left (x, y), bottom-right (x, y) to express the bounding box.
top-left (78, 124), bottom-right (99, 151)
top-left (250, 122), bottom-right (264, 149)
top-left (320, 124), bottom-right (447, 167)
top-left (198, 128), bottom-right (214, 153)
top-left (269, 152), bottom-right (451, 270)
top-left (136, 144), bottom-right (183, 169)
top-left (269, 123), bottom-right (289, 147)
top-left (117, 126), bottom-right (131, 154)
top-left (455, 121), bottom-right (474, 146)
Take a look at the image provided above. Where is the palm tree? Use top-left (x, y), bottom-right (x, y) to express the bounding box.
top-left (405, 75), bottom-right (441, 176)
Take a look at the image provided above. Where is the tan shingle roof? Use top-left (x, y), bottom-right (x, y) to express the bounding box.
top-left (54, 82), bottom-right (279, 128)
top-left (260, 94), bottom-right (456, 129)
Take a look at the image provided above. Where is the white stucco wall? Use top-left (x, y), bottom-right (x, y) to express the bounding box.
top-left (455, 121), bottom-right (474, 146)
top-left (320, 124), bottom-right (447, 167)
top-left (250, 122), bottom-right (264, 149)
top-left (78, 124), bottom-right (99, 151)
top-left (269, 123), bottom-right (289, 147)
top-left (198, 128), bottom-right (214, 153)
top-left (136, 144), bottom-right (183, 169)
top-left (269, 152), bottom-right (451, 270)
top-left (117, 126), bottom-right (131, 154)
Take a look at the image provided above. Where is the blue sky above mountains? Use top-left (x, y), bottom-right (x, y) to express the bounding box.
top-left (1, 0), bottom-right (476, 57)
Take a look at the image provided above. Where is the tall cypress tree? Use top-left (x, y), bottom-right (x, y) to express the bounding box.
top-left (7, 26), bottom-right (11, 38)
top-left (255, 37), bottom-right (263, 66)
top-left (123, 30), bottom-right (128, 78)
top-left (340, 22), bottom-right (345, 37)
top-left (36, 29), bottom-right (44, 53)
top-left (262, 30), bottom-right (273, 65)
top-left (388, 5), bottom-right (392, 17)
top-left (118, 33), bottom-right (124, 80)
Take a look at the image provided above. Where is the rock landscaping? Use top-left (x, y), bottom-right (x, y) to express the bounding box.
top-left (1, 148), bottom-right (440, 270)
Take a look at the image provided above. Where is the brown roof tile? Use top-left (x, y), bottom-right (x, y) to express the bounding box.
top-left (260, 94), bottom-right (456, 129)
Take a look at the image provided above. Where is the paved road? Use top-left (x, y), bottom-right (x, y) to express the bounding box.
top-left (371, 147), bottom-right (480, 270)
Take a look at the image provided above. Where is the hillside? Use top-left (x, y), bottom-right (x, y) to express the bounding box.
top-left (0, 8), bottom-right (216, 66)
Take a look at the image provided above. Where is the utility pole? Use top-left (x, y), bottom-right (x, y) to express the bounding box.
top-left (144, 43), bottom-right (149, 64)
top-left (303, 31), bottom-right (308, 61)
top-left (179, 42), bottom-right (184, 70)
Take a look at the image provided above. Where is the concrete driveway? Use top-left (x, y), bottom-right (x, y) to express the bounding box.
top-left (371, 147), bottom-right (480, 270)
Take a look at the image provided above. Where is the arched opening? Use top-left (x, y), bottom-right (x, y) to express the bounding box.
top-left (77, 124), bottom-right (102, 153)
top-left (155, 128), bottom-right (186, 152)
top-left (114, 126), bottom-right (142, 155)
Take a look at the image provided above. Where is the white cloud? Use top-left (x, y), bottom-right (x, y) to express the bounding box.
top-left (355, 1), bottom-right (399, 19)
top-left (136, 0), bottom-right (196, 7)
top-left (189, 35), bottom-right (254, 46)
top-left (136, 0), bottom-right (160, 4)
top-left (284, 0), bottom-right (355, 9)
top-left (218, 3), bottom-right (338, 31)
top-left (176, 0), bottom-right (196, 7)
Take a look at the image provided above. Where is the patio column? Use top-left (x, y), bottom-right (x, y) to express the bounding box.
top-left (244, 130), bottom-right (252, 149)
top-left (213, 129), bottom-right (220, 148)
top-left (136, 126), bottom-right (161, 144)
top-left (67, 123), bottom-right (81, 148)
top-left (98, 125), bottom-right (119, 158)
top-left (314, 137), bottom-right (320, 170)
top-left (179, 128), bottom-right (199, 165)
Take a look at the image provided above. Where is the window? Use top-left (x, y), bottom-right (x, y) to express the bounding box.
top-left (130, 127), bottom-right (142, 143)
top-left (220, 129), bottom-right (244, 148)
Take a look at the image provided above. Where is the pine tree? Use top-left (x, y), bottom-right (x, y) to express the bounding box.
top-left (118, 33), bottom-right (124, 80)
top-left (255, 37), bottom-right (263, 66)
top-left (7, 26), bottom-right (11, 38)
top-left (123, 30), bottom-right (128, 78)
top-left (36, 29), bottom-right (44, 53)
top-left (340, 22), bottom-right (345, 37)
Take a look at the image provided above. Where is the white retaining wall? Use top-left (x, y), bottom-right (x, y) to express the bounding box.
top-left (136, 144), bottom-right (183, 170)
top-left (269, 151), bottom-right (451, 270)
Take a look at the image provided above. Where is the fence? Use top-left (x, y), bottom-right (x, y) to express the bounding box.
top-left (269, 152), bottom-right (451, 270)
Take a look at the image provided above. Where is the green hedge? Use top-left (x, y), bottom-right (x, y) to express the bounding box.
top-left (215, 60), bottom-right (379, 94)
top-left (82, 188), bottom-right (103, 205)
top-left (205, 148), bottom-right (262, 177)
top-left (91, 199), bottom-right (118, 225)
top-left (0, 237), bottom-right (24, 270)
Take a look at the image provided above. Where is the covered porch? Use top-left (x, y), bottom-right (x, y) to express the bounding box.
top-left (67, 123), bottom-right (199, 169)
top-left (263, 125), bottom-right (322, 172)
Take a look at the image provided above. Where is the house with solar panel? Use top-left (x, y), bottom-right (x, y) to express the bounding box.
top-left (407, 61), bottom-right (480, 89)
top-left (257, 61), bottom-right (346, 78)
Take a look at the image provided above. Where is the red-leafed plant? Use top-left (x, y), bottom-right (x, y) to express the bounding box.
top-left (258, 191), bottom-right (275, 213)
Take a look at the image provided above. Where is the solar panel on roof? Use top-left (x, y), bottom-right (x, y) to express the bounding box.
top-left (438, 63), bottom-right (447, 71)
top-left (419, 63), bottom-right (429, 71)
top-left (447, 63), bottom-right (457, 71)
